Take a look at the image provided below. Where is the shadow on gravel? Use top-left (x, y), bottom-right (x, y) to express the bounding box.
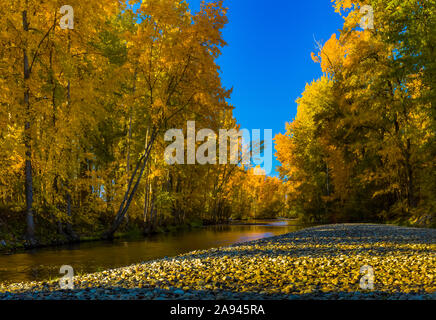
top-left (1, 286), bottom-right (432, 300)
top-left (175, 245), bottom-right (434, 261)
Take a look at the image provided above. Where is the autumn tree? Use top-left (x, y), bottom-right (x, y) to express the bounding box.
top-left (276, 0), bottom-right (435, 225)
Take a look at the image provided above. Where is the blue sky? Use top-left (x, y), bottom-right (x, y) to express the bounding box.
top-left (132, 0), bottom-right (344, 175)
top-left (185, 0), bottom-right (344, 176)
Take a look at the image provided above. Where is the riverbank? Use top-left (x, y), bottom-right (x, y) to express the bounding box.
top-left (0, 219), bottom-right (208, 254)
top-left (0, 224), bottom-right (435, 300)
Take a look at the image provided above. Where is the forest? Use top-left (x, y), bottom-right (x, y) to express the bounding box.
top-left (0, 0), bottom-right (435, 250)
top-left (0, 0), bottom-right (286, 248)
top-left (275, 0), bottom-right (435, 225)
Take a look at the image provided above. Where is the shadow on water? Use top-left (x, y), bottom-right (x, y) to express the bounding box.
top-left (0, 219), bottom-right (306, 284)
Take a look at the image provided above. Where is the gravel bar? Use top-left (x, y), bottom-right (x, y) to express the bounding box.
top-left (0, 224), bottom-right (435, 300)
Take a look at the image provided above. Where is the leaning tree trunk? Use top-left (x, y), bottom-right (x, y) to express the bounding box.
top-left (103, 128), bottom-right (157, 240)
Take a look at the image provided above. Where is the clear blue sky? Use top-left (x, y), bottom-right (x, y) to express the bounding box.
top-left (185, 0), bottom-right (344, 176)
top-left (133, 0), bottom-right (344, 175)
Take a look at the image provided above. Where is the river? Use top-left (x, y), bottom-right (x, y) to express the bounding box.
top-left (0, 219), bottom-right (305, 284)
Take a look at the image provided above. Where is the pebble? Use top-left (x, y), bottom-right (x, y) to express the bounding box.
top-left (0, 224), bottom-right (434, 300)
top-left (173, 289), bottom-right (184, 295)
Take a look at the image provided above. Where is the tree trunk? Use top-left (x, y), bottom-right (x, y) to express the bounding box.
top-left (143, 180), bottom-right (150, 223)
top-left (142, 128), bottom-right (150, 227)
top-left (23, 7), bottom-right (36, 246)
top-left (62, 30), bottom-right (77, 242)
top-left (103, 128), bottom-right (157, 239)
top-left (124, 110), bottom-right (132, 224)
top-left (125, 72), bottom-right (137, 223)
top-left (405, 139), bottom-right (416, 211)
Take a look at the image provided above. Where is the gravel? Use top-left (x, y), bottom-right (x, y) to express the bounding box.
top-left (0, 224), bottom-right (435, 300)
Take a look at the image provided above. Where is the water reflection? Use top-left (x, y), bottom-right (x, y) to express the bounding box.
top-left (0, 219), bottom-right (304, 284)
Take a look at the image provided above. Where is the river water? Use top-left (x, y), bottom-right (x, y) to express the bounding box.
top-left (0, 219), bottom-right (305, 284)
